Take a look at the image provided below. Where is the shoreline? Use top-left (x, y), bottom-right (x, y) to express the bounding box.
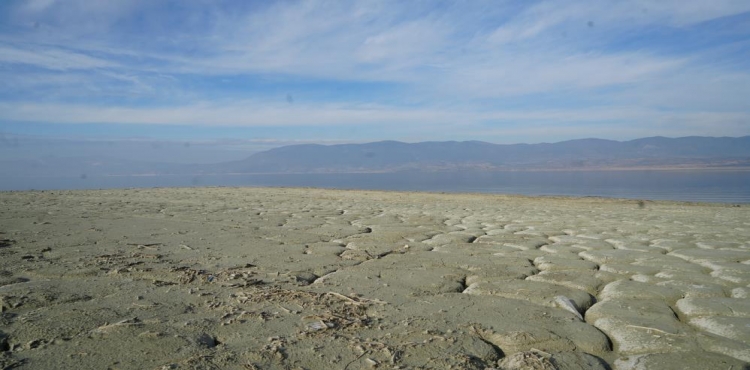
top-left (1, 186), bottom-right (747, 207)
top-left (1, 187), bottom-right (749, 369)
top-left (3, 169), bottom-right (749, 205)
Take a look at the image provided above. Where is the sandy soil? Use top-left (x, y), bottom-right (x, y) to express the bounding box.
top-left (0, 187), bottom-right (749, 369)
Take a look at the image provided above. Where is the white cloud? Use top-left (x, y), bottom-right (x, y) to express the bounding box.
top-left (1, 0), bottom-right (749, 142)
top-left (487, 0), bottom-right (750, 46)
top-left (0, 101), bottom-right (456, 127)
top-left (23, 0), bottom-right (57, 12)
top-left (627, 0), bottom-right (750, 26)
top-left (356, 19), bottom-right (450, 65)
top-left (439, 51), bottom-right (683, 99)
top-left (2, 101), bottom-right (748, 138)
top-left (0, 44), bottom-right (115, 70)
top-left (487, 1), bottom-right (579, 44)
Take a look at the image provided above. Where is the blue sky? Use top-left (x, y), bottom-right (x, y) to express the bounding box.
top-left (1, 0), bottom-right (750, 146)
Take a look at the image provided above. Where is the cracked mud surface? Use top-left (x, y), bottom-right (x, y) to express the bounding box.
top-left (0, 187), bottom-right (749, 369)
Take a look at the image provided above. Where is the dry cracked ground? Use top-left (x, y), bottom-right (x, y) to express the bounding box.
top-left (0, 187), bottom-right (749, 370)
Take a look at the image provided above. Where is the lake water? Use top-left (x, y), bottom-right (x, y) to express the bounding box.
top-left (2, 170), bottom-right (749, 204)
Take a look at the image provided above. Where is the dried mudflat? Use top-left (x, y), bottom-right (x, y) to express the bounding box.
top-left (0, 187), bottom-right (749, 370)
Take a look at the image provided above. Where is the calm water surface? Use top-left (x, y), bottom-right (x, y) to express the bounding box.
top-left (3, 170), bottom-right (749, 204)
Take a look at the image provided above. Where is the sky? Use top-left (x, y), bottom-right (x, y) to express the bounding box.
top-left (1, 0), bottom-right (750, 152)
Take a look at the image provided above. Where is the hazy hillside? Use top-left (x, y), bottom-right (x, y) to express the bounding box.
top-left (3, 136), bottom-right (749, 177)
top-left (233, 136), bottom-right (750, 173)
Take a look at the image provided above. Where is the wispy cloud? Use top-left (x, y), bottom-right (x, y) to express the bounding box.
top-left (3, 101), bottom-right (748, 140)
top-left (0, 44), bottom-right (115, 70)
top-left (0, 0), bottom-right (749, 143)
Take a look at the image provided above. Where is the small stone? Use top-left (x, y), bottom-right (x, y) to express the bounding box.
top-left (290, 271), bottom-right (318, 285)
top-left (196, 333), bottom-right (218, 348)
top-left (26, 339), bottom-right (43, 349)
top-left (0, 331), bottom-right (9, 352)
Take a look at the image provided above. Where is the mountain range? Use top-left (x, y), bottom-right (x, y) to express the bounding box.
top-left (3, 136), bottom-right (750, 177)
top-left (231, 136), bottom-right (750, 173)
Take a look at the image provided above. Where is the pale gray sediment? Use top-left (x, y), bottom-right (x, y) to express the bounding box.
top-left (0, 187), bottom-right (748, 369)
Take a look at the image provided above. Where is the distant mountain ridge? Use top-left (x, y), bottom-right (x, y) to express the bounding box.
top-left (3, 136), bottom-right (750, 177)
top-left (233, 136), bottom-right (750, 173)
